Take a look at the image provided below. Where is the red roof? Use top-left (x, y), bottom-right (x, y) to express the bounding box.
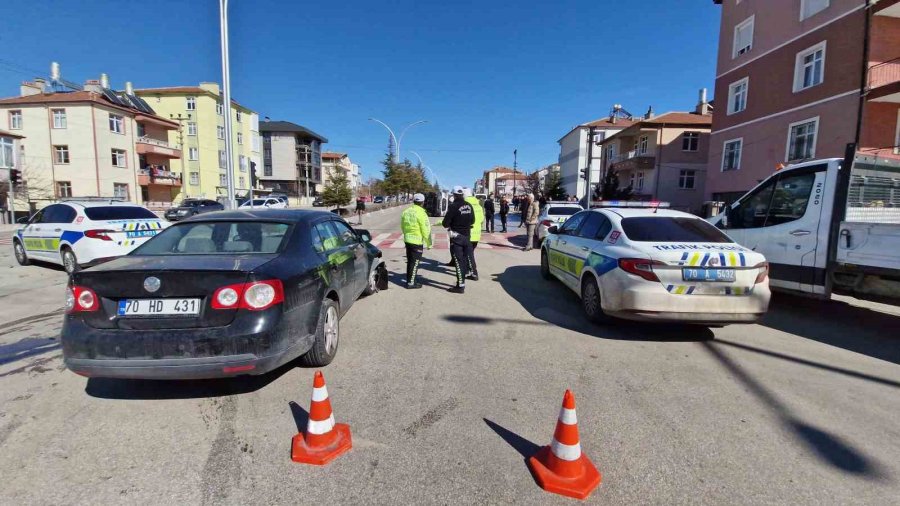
top-left (485, 166), bottom-right (516, 174)
top-left (321, 152), bottom-right (346, 159)
top-left (584, 117), bottom-right (638, 129)
top-left (641, 111), bottom-right (712, 126)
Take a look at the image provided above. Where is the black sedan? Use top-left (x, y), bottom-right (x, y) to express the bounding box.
top-left (164, 199), bottom-right (225, 222)
top-left (61, 209), bottom-right (388, 380)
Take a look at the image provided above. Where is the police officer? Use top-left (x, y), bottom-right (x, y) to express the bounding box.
top-left (483, 194), bottom-right (495, 233)
top-left (463, 188), bottom-right (483, 281)
top-left (442, 186), bottom-right (475, 294)
top-left (401, 193), bottom-right (432, 289)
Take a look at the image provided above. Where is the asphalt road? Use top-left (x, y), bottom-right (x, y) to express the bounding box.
top-left (1, 206), bottom-right (899, 505)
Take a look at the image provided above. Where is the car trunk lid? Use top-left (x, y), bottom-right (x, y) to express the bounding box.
top-left (641, 244), bottom-right (762, 296)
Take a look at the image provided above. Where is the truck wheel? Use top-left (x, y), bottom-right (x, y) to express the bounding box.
top-left (61, 247), bottom-right (80, 274)
top-left (299, 298), bottom-right (340, 367)
top-left (13, 240), bottom-right (30, 266)
top-left (581, 275), bottom-right (612, 324)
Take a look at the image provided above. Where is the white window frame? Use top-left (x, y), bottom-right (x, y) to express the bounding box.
top-left (721, 138), bottom-right (743, 172)
top-left (785, 116), bottom-right (819, 162)
top-left (216, 102), bottom-right (223, 115)
top-left (239, 176), bottom-right (246, 188)
top-left (682, 131), bottom-right (700, 152)
top-left (54, 145), bottom-right (70, 164)
top-left (237, 132), bottom-right (243, 145)
top-left (186, 96), bottom-right (196, 111)
top-left (637, 171), bottom-right (644, 190)
top-left (219, 173), bottom-right (227, 186)
top-left (113, 183), bottom-right (129, 199)
top-left (239, 154), bottom-right (247, 172)
top-left (111, 148), bottom-right (127, 168)
top-left (109, 113), bottom-right (124, 134)
top-left (793, 41), bottom-right (826, 93)
top-left (187, 122), bottom-right (197, 136)
top-left (217, 126), bottom-right (225, 140)
top-left (800, 0), bottom-right (830, 21)
top-left (190, 172), bottom-right (199, 185)
top-left (218, 150), bottom-right (226, 168)
top-left (189, 147), bottom-right (199, 161)
top-left (9, 110), bottom-right (22, 130)
top-left (236, 110), bottom-right (242, 123)
top-left (732, 15), bottom-right (754, 59)
top-left (0, 138), bottom-right (14, 168)
top-left (678, 170), bottom-right (697, 190)
top-left (52, 108), bottom-right (67, 129)
top-left (727, 77), bottom-right (749, 115)
top-left (57, 181), bottom-right (73, 198)
top-left (638, 135), bottom-right (649, 155)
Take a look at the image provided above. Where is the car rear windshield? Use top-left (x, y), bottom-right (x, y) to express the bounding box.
top-left (547, 207), bottom-right (581, 216)
top-left (621, 217), bottom-right (731, 243)
top-left (84, 207), bottom-right (158, 221)
top-left (244, 199), bottom-right (269, 206)
top-left (132, 221), bottom-right (291, 255)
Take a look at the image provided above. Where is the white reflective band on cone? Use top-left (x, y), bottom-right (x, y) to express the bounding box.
top-left (558, 407), bottom-right (577, 425)
top-left (307, 414), bottom-right (336, 435)
top-left (551, 440), bottom-right (582, 461)
top-left (311, 386), bottom-right (329, 402)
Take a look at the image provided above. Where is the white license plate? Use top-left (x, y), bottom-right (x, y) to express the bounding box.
top-left (117, 298), bottom-right (201, 316)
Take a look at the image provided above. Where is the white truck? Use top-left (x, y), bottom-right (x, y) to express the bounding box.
top-left (709, 152), bottom-right (900, 302)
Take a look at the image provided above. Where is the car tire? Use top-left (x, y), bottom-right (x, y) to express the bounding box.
top-left (540, 249), bottom-right (553, 280)
top-left (61, 247), bottom-right (80, 275)
top-left (362, 263), bottom-right (382, 296)
top-left (13, 240), bottom-right (30, 266)
top-left (581, 275), bottom-right (612, 324)
top-left (299, 298), bottom-right (340, 367)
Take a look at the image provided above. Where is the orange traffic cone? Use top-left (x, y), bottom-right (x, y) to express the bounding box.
top-left (527, 390), bottom-right (602, 499)
top-left (291, 371), bottom-right (352, 465)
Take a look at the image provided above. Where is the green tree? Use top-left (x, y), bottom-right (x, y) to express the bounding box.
top-left (322, 167), bottom-right (353, 208)
top-left (545, 171), bottom-right (566, 200)
top-left (596, 169), bottom-right (633, 201)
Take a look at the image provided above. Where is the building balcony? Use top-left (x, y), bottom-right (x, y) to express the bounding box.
top-left (136, 136), bottom-right (182, 159)
top-left (867, 57), bottom-right (900, 103)
top-left (609, 150), bottom-right (656, 172)
top-left (139, 166), bottom-right (182, 187)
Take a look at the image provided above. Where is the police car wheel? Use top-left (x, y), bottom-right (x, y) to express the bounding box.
top-left (13, 241), bottom-right (30, 266)
top-left (540, 250), bottom-right (552, 280)
top-left (61, 248), bottom-right (80, 274)
top-left (363, 266), bottom-right (378, 296)
top-left (581, 276), bottom-right (611, 324)
top-left (299, 298), bottom-right (340, 367)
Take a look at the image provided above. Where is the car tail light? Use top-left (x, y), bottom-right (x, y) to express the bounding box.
top-left (211, 280), bottom-right (284, 311)
top-left (541, 220), bottom-right (553, 227)
top-left (754, 262), bottom-right (769, 284)
top-left (84, 229), bottom-right (115, 241)
top-left (66, 286), bottom-right (99, 313)
top-left (618, 258), bottom-right (664, 282)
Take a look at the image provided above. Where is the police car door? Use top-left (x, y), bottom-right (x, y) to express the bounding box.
top-left (20, 208), bottom-right (49, 260)
top-left (565, 212), bottom-right (612, 282)
top-left (547, 211), bottom-right (588, 290)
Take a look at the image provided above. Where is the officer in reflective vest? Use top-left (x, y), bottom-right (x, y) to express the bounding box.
top-left (401, 193), bottom-right (433, 289)
top-left (463, 188), bottom-right (484, 281)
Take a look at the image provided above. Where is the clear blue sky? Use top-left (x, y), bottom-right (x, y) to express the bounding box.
top-left (1, 0), bottom-right (720, 189)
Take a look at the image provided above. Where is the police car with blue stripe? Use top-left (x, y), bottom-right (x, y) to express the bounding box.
top-left (540, 202), bottom-right (771, 325)
top-left (13, 200), bottom-right (168, 274)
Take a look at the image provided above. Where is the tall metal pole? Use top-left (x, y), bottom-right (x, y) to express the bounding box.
top-left (219, 0), bottom-right (237, 209)
top-left (396, 120), bottom-right (428, 163)
top-left (513, 148), bottom-right (518, 197)
top-left (368, 118), bottom-right (399, 163)
top-left (410, 151), bottom-right (440, 190)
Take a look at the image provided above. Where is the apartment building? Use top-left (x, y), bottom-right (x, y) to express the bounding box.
top-left (322, 152), bottom-right (360, 192)
top-left (531, 163), bottom-right (561, 194)
top-left (557, 112), bottom-right (635, 199)
top-left (597, 94), bottom-right (713, 214)
top-left (135, 83), bottom-right (261, 205)
top-left (0, 69), bottom-right (181, 210)
top-left (258, 119), bottom-right (327, 203)
top-left (707, 0), bottom-right (900, 204)
top-left (481, 166), bottom-right (517, 196)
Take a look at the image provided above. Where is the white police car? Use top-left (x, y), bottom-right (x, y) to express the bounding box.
top-left (13, 200), bottom-right (168, 274)
top-left (541, 202), bottom-right (771, 325)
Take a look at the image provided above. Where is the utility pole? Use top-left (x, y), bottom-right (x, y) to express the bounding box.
top-left (513, 148), bottom-right (518, 197)
top-left (586, 126), bottom-right (596, 209)
top-left (219, 0), bottom-right (237, 209)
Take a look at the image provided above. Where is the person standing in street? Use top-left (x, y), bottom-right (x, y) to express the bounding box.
top-left (523, 194), bottom-right (540, 251)
top-left (517, 194), bottom-right (528, 228)
top-left (483, 195), bottom-right (495, 233)
top-left (400, 193), bottom-right (432, 289)
top-left (355, 197), bottom-right (366, 225)
top-left (499, 196), bottom-right (509, 233)
top-left (464, 189), bottom-right (484, 281)
top-left (442, 186), bottom-right (475, 294)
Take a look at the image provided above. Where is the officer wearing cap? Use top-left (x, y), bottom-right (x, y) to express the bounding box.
top-left (442, 186), bottom-right (475, 294)
top-left (463, 188), bottom-right (483, 281)
top-left (401, 193), bottom-right (432, 289)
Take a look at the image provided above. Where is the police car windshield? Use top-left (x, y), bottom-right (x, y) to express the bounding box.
top-left (621, 217), bottom-right (731, 243)
top-left (84, 207), bottom-right (158, 221)
top-left (547, 207), bottom-right (580, 216)
top-left (132, 221), bottom-right (290, 255)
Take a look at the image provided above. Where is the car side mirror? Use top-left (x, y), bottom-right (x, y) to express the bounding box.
top-left (16, 216), bottom-right (30, 224)
top-left (355, 228), bottom-right (372, 242)
top-left (548, 225), bottom-right (559, 235)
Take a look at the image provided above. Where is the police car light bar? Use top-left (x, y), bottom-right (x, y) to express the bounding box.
top-left (592, 201), bottom-right (671, 208)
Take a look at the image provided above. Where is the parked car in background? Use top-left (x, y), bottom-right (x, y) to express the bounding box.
top-left (373, 196), bottom-right (384, 204)
top-left (164, 199), bottom-right (224, 222)
top-left (312, 196), bottom-right (325, 207)
top-left (537, 202), bottom-right (583, 243)
top-left (239, 198), bottom-right (287, 209)
top-left (13, 200), bottom-right (169, 274)
top-left (61, 209), bottom-right (389, 379)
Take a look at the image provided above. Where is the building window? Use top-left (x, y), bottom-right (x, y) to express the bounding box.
top-left (236, 110), bottom-right (242, 123)
top-left (219, 150), bottom-right (226, 168)
top-left (264, 163), bottom-right (273, 177)
top-left (237, 132), bottom-right (243, 144)
top-left (800, 0), bottom-right (829, 21)
top-left (629, 172), bottom-right (635, 188)
top-left (637, 171), bottom-right (644, 190)
top-left (216, 102), bottom-right (223, 115)
top-left (190, 172), bottom-right (199, 185)
top-left (219, 173), bottom-right (227, 186)
top-left (679, 170), bottom-right (696, 189)
top-left (239, 176), bottom-right (246, 188)
top-left (54, 145), bottom-right (70, 164)
top-left (252, 133), bottom-right (260, 152)
top-left (722, 139), bottom-right (742, 171)
top-left (605, 144), bottom-right (615, 163)
top-left (137, 123), bottom-right (145, 137)
top-left (56, 181), bottom-right (72, 198)
top-left (0, 138), bottom-right (14, 168)
top-left (638, 136), bottom-right (649, 155)
top-left (187, 122), bottom-right (197, 136)
top-left (217, 126), bottom-right (225, 139)
top-left (732, 16), bottom-right (754, 58)
top-left (786, 118), bottom-right (818, 162)
top-left (114, 183), bottom-right (129, 199)
top-left (239, 155), bottom-right (247, 172)
top-left (727, 78), bottom-right (748, 115)
top-left (9, 110), bottom-right (22, 130)
top-left (52, 108), bottom-right (67, 129)
top-left (794, 42), bottom-right (826, 92)
top-left (189, 147), bottom-right (199, 160)
top-left (186, 97), bottom-right (196, 110)
top-left (111, 148), bottom-right (127, 168)
top-left (682, 132), bottom-right (700, 151)
top-left (109, 113), bottom-right (124, 134)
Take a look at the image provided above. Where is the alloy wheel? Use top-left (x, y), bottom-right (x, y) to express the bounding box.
top-left (324, 305), bottom-right (339, 355)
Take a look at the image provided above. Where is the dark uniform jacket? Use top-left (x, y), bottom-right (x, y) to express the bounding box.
top-left (442, 198), bottom-right (475, 237)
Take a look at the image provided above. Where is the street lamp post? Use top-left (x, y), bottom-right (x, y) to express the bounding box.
top-left (409, 151), bottom-right (440, 190)
top-left (368, 118), bottom-right (428, 163)
top-left (219, 0), bottom-right (237, 209)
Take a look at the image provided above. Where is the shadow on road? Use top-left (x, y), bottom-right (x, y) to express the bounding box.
top-left (701, 341), bottom-right (889, 479)
top-left (761, 293), bottom-right (900, 365)
top-left (0, 337), bottom-right (60, 366)
top-left (484, 418), bottom-right (540, 460)
top-left (289, 401), bottom-right (309, 433)
top-left (484, 265), bottom-right (714, 342)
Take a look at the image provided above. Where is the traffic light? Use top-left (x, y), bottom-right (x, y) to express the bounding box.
top-left (249, 161), bottom-right (257, 187)
top-left (580, 168), bottom-right (588, 180)
top-left (9, 169), bottom-right (21, 186)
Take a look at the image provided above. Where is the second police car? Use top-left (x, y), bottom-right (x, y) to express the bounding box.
top-left (541, 202), bottom-right (771, 325)
top-left (13, 200), bottom-right (169, 274)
